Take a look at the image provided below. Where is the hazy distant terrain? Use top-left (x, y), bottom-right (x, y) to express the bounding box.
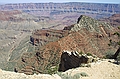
top-left (0, 2), bottom-right (120, 18)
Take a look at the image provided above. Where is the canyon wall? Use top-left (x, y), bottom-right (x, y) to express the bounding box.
top-left (0, 3), bottom-right (120, 18)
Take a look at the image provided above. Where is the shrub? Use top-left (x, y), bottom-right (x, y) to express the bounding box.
top-left (113, 32), bottom-right (120, 37)
top-left (104, 51), bottom-right (114, 59)
top-left (79, 51), bottom-right (84, 55)
top-left (86, 52), bottom-right (93, 56)
top-left (47, 66), bottom-right (59, 75)
top-left (118, 26), bottom-right (120, 29)
top-left (80, 72), bottom-right (88, 77)
top-left (57, 72), bottom-right (73, 79)
top-left (72, 73), bottom-right (81, 79)
top-left (80, 63), bottom-right (91, 67)
top-left (57, 72), bottom-right (88, 79)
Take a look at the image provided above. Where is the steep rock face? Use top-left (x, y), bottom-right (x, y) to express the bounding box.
top-left (58, 51), bottom-right (88, 72)
top-left (16, 15), bottom-right (119, 74)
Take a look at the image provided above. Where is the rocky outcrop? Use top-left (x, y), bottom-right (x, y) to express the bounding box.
top-left (58, 51), bottom-right (100, 72)
top-left (58, 51), bottom-right (88, 72)
top-left (70, 15), bottom-right (114, 32)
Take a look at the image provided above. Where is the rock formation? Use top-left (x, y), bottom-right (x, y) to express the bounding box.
top-left (15, 15), bottom-right (119, 74)
top-left (58, 50), bottom-right (100, 72)
top-left (58, 51), bottom-right (88, 72)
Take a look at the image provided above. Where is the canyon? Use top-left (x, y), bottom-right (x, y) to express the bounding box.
top-left (0, 3), bottom-right (120, 18)
top-left (15, 15), bottom-right (119, 74)
top-left (0, 2), bottom-right (120, 76)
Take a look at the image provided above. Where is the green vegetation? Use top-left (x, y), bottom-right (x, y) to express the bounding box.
top-left (57, 72), bottom-right (88, 79)
top-left (104, 51), bottom-right (115, 59)
top-left (104, 50), bottom-right (120, 64)
top-left (57, 72), bottom-right (73, 79)
top-left (118, 26), bottom-right (120, 29)
top-left (79, 51), bottom-right (93, 56)
top-left (79, 51), bottom-right (84, 55)
top-left (104, 50), bottom-right (120, 61)
top-left (79, 72), bottom-right (89, 77)
top-left (113, 32), bottom-right (120, 37)
top-left (47, 65), bottom-right (59, 75)
top-left (86, 52), bottom-right (93, 56)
